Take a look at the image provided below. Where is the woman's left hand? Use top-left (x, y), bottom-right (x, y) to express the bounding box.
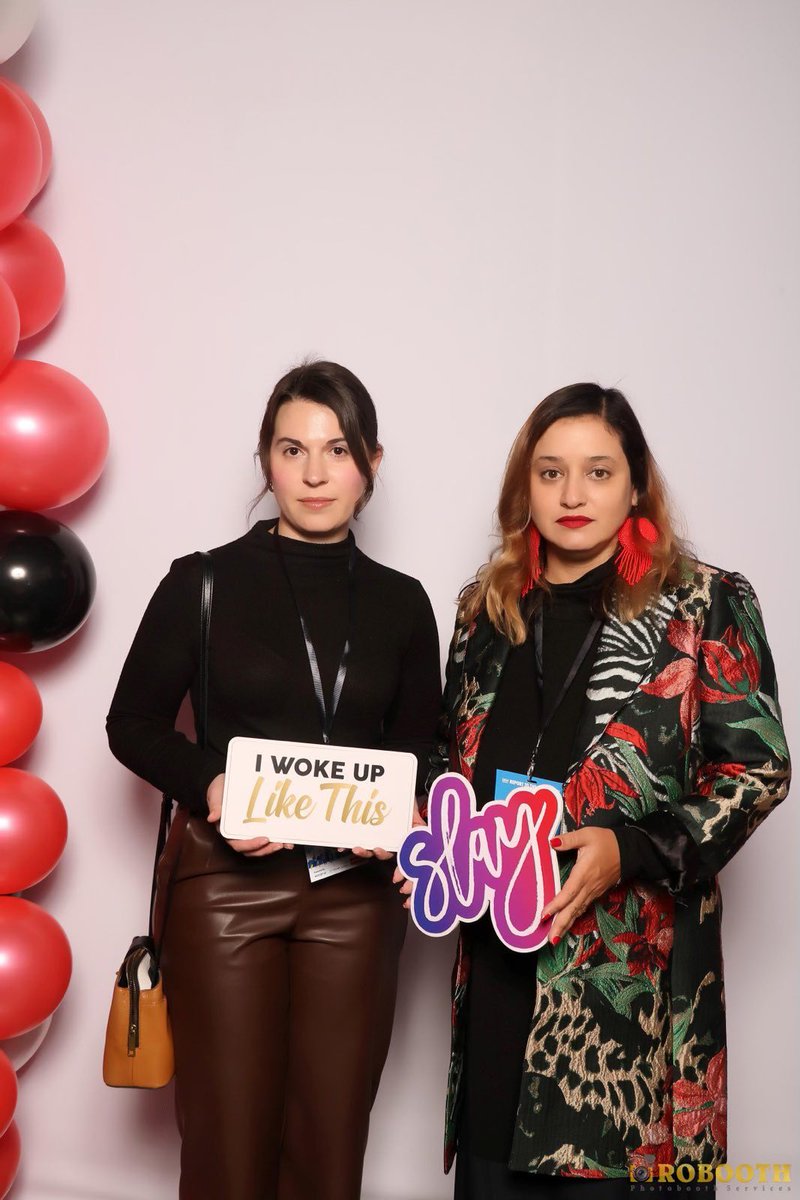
top-left (542, 827), bottom-right (621, 944)
top-left (345, 795), bottom-right (428, 865)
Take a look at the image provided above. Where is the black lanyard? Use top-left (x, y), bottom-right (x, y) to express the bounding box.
top-left (274, 527), bottom-right (357, 745)
top-left (526, 607), bottom-right (602, 779)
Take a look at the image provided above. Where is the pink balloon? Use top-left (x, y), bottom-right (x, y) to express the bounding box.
top-left (0, 1016), bottom-right (51, 1072)
top-left (0, 898), bottom-right (72, 1039)
top-left (0, 662), bottom-right (42, 766)
top-left (0, 1053), bottom-right (15, 1139)
top-left (0, 768), bottom-right (68, 893)
top-left (0, 276), bottom-right (19, 371)
top-left (0, 217), bottom-right (65, 339)
top-left (0, 360), bottom-right (109, 509)
top-left (0, 1120), bottom-right (20, 1200)
top-left (0, 79), bottom-right (51, 195)
top-left (0, 79), bottom-right (42, 230)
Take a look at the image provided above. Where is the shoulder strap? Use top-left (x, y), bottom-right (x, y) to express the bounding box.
top-left (196, 550), bottom-right (214, 751)
top-left (148, 550), bottom-right (214, 942)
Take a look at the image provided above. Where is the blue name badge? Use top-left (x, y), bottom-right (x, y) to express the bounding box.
top-left (495, 769), bottom-right (564, 820)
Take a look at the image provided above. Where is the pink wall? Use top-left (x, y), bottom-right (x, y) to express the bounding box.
top-left (4, 1), bottom-right (798, 1196)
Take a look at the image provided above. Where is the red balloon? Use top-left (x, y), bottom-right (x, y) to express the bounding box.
top-left (0, 898), bottom-right (72, 1039)
top-left (0, 276), bottom-right (18, 372)
top-left (0, 80), bottom-right (42, 231)
top-left (0, 1015), bottom-right (51, 1072)
top-left (0, 663), bottom-right (42, 766)
top-left (0, 218), bottom-right (65, 339)
top-left (0, 361), bottom-right (109, 510)
top-left (0, 1052), bottom-right (16, 1139)
top-left (0, 80), bottom-right (51, 196)
top-left (0, 1121), bottom-right (20, 1200)
top-left (0, 768), bottom-right (68, 893)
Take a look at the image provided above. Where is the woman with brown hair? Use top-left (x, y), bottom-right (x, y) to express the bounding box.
top-left (106, 360), bottom-right (441, 1200)
top-left (420, 382), bottom-right (789, 1197)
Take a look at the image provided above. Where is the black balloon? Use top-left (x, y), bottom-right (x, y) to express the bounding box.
top-left (0, 511), bottom-right (96, 652)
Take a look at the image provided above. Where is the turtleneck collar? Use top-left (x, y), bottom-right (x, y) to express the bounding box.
top-left (251, 518), bottom-right (354, 559)
top-left (547, 551), bottom-right (617, 596)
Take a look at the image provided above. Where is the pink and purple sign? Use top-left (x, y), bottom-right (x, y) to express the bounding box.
top-left (397, 771), bottom-right (563, 952)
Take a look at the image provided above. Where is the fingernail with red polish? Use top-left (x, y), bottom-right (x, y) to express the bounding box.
top-left (551, 936), bottom-right (561, 946)
top-left (550, 837), bottom-right (562, 848)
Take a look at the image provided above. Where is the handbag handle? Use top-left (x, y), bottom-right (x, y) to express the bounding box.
top-left (148, 551), bottom-right (214, 942)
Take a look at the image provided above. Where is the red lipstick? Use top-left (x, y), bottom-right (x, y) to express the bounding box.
top-left (556, 517), bottom-right (593, 528)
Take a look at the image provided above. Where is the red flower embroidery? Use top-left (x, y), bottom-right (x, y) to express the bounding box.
top-left (703, 626), bottom-right (759, 696)
top-left (564, 759), bottom-right (636, 824)
top-left (456, 711), bottom-right (486, 779)
top-left (612, 893), bottom-right (673, 986)
top-left (665, 618), bottom-right (697, 657)
top-left (632, 1129), bottom-right (674, 1170)
top-left (604, 883), bottom-right (628, 917)
top-left (641, 619), bottom-right (735, 747)
top-left (573, 938), bottom-right (602, 968)
top-left (573, 884), bottom-right (628, 966)
top-left (607, 722), bottom-right (648, 754)
top-left (673, 1050), bottom-right (726, 1145)
top-left (695, 761), bottom-right (746, 796)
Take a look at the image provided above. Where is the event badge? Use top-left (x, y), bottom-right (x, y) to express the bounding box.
top-left (221, 737), bottom-right (418, 881)
top-left (494, 768), bottom-right (563, 806)
top-left (303, 846), bottom-right (365, 883)
top-left (398, 770), bottom-right (564, 952)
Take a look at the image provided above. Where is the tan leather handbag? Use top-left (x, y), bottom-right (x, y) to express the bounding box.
top-left (103, 552), bottom-right (212, 1088)
top-left (103, 936), bottom-right (174, 1087)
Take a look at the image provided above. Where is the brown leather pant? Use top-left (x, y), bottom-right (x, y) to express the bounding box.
top-left (158, 814), bottom-right (407, 1200)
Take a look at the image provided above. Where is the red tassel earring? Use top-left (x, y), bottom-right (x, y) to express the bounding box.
top-left (521, 523), bottom-right (542, 596)
top-left (615, 515), bottom-right (659, 586)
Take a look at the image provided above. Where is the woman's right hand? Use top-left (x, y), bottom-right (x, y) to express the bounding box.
top-left (206, 773), bottom-right (293, 858)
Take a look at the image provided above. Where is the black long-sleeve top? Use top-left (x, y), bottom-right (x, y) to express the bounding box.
top-left (106, 521), bottom-right (442, 814)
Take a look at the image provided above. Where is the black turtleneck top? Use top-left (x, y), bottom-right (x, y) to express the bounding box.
top-left (106, 521), bottom-right (441, 813)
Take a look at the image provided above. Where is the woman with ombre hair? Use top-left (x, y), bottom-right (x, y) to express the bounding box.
top-left (420, 383), bottom-right (789, 1198)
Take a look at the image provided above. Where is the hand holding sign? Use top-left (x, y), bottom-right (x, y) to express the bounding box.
top-left (398, 772), bottom-right (563, 953)
top-left (207, 772), bottom-right (293, 857)
top-left (220, 738), bottom-right (418, 852)
top-left (542, 827), bottom-right (621, 944)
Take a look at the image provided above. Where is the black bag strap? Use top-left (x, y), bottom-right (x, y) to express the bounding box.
top-left (147, 551), bottom-right (214, 943)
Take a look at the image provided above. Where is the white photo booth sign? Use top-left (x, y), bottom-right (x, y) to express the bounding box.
top-left (220, 737), bottom-right (418, 850)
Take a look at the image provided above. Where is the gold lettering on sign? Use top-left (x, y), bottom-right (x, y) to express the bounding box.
top-left (244, 776), bottom-right (265, 822)
top-left (244, 776), bottom-right (316, 822)
top-left (320, 782), bottom-right (388, 826)
top-left (322, 782), bottom-right (351, 822)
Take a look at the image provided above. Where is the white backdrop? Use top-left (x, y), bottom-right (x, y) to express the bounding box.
top-left (3, 2), bottom-right (798, 1197)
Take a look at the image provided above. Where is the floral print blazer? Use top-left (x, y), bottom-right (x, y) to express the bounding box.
top-left (429, 561), bottom-right (790, 1179)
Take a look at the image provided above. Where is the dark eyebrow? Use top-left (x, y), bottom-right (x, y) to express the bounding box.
top-left (532, 454), bottom-right (618, 464)
top-left (274, 436), bottom-right (348, 448)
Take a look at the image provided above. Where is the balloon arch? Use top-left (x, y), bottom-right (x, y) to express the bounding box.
top-left (0, 5), bottom-right (110, 1195)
